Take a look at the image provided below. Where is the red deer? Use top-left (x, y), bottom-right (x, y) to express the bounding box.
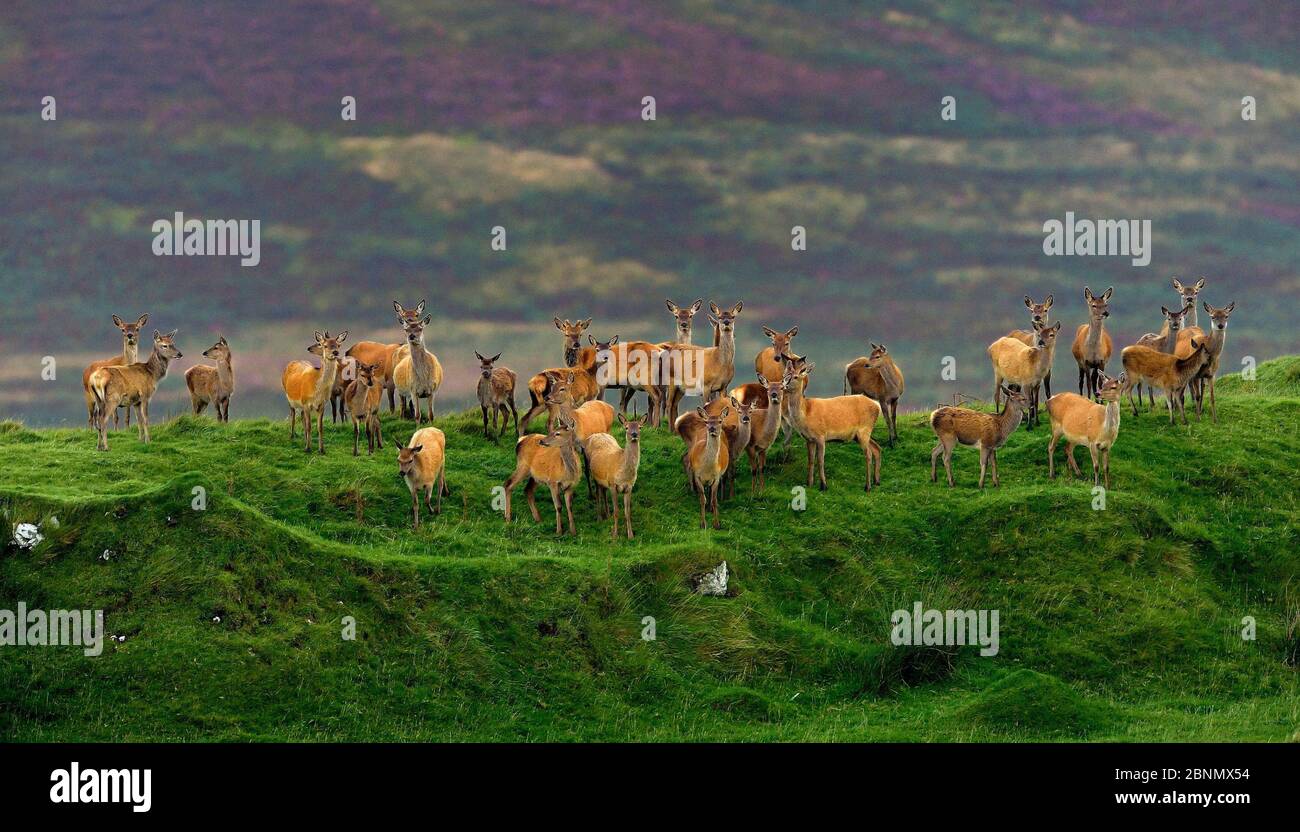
top-left (282, 330), bottom-right (348, 453)
top-left (1118, 339), bottom-right (1208, 424)
top-left (503, 416), bottom-right (581, 535)
top-left (988, 321), bottom-right (1061, 428)
top-left (782, 359), bottom-right (881, 492)
top-left (583, 414), bottom-right (646, 539)
top-left (1071, 286), bottom-right (1113, 399)
top-left (392, 315), bottom-right (444, 422)
top-left (185, 336), bottom-right (234, 422)
top-left (1046, 374), bottom-right (1125, 488)
top-left (686, 407), bottom-right (730, 529)
top-left (398, 426), bottom-right (447, 529)
top-left (844, 343), bottom-right (905, 446)
top-left (344, 360), bottom-right (384, 455)
top-left (347, 300), bottom-right (424, 413)
top-left (1009, 295), bottom-right (1053, 397)
top-left (475, 351), bottom-right (518, 438)
top-left (88, 330), bottom-right (183, 451)
top-left (928, 384), bottom-right (1027, 489)
top-left (82, 313), bottom-right (148, 429)
top-left (1175, 301), bottom-right (1234, 422)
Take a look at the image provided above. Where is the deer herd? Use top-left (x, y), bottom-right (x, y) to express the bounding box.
top-left (80, 278), bottom-right (1235, 534)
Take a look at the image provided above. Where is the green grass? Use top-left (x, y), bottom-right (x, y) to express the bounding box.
top-left (2, 358), bottom-right (1299, 741)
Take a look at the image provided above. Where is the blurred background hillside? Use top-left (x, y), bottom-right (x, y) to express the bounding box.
top-left (1, 0), bottom-right (1298, 425)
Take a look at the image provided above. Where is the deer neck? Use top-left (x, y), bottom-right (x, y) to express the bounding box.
top-left (618, 440), bottom-right (640, 483)
top-left (1205, 325), bottom-right (1226, 358)
top-left (995, 400), bottom-right (1022, 442)
top-left (217, 354), bottom-right (234, 389)
top-left (784, 387), bottom-right (808, 432)
top-left (716, 327), bottom-right (734, 365)
top-left (879, 358), bottom-right (901, 393)
top-left (316, 356), bottom-right (339, 399)
top-left (409, 333), bottom-right (430, 368)
top-left (702, 430), bottom-right (723, 470)
top-left (559, 438), bottom-right (580, 481)
top-left (145, 346), bottom-right (173, 381)
top-left (1086, 315), bottom-right (1105, 357)
top-left (1102, 397), bottom-right (1120, 441)
top-left (1177, 348), bottom-right (1205, 381)
top-left (122, 337), bottom-right (138, 365)
top-left (757, 401), bottom-right (783, 446)
top-left (1187, 304), bottom-right (1198, 329)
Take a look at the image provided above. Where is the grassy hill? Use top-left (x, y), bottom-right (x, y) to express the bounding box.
top-left (2, 357), bottom-right (1297, 741)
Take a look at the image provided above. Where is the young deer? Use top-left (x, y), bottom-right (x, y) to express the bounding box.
top-left (686, 407), bottom-right (730, 530)
top-left (988, 321), bottom-right (1061, 428)
top-left (1175, 301), bottom-right (1235, 422)
top-left (1132, 303), bottom-right (1191, 411)
top-left (1119, 339), bottom-right (1208, 424)
top-left (1046, 373), bottom-right (1125, 488)
top-left (782, 359), bottom-right (882, 492)
top-left (658, 301), bottom-right (742, 426)
top-left (282, 330), bottom-right (348, 453)
top-left (583, 414), bottom-right (646, 539)
top-left (392, 314), bottom-right (444, 422)
top-left (398, 426), bottom-right (447, 529)
top-left (1008, 295), bottom-right (1054, 398)
top-left (83, 313), bottom-right (148, 429)
top-left (89, 330), bottom-right (183, 451)
top-left (928, 384), bottom-right (1027, 489)
top-left (519, 336), bottom-right (609, 434)
top-left (742, 376), bottom-right (785, 494)
top-left (347, 300), bottom-right (426, 413)
top-left (755, 325), bottom-right (798, 382)
top-left (475, 351), bottom-right (518, 438)
top-left (1071, 286), bottom-right (1113, 399)
top-left (503, 416), bottom-right (581, 535)
top-left (185, 336), bottom-right (235, 422)
top-left (345, 360), bottom-right (384, 456)
top-left (843, 343), bottom-right (905, 447)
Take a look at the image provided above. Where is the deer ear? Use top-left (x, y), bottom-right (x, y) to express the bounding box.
top-left (690, 299), bottom-right (703, 313)
top-left (1161, 306), bottom-right (1170, 316)
top-left (491, 353), bottom-right (501, 363)
top-left (1171, 277), bottom-right (1183, 291)
top-left (729, 396), bottom-right (739, 407)
top-left (664, 300), bottom-right (678, 314)
top-left (709, 301), bottom-right (721, 316)
top-left (1052, 321), bottom-right (1061, 332)
top-left (313, 330), bottom-right (324, 342)
top-left (112, 315), bottom-right (125, 328)
top-left (554, 317), bottom-right (564, 330)
top-left (721, 407), bottom-right (730, 418)
top-left (1118, 372), bottom-right (1127, 384)
top-left (1044, 294), bottom-right (1053, 308)
top-left (1023, 296), bottom-right (1033, 308)
top-left (587, 334), bottom-right (594, 345)
top-left (475, 351), bottom-right (485, 361)
top-left (337, 330), bottom-right (348, 343)
top-left (1102, 287), bottom-right (1113, 301)
top-left (786, 325), bottom-right (797, 338)
top-left (732, 301), bottom-right (743, 314)
top-left (410, 445), bottom-right (423, 454)
top-left (1225, 301), bottom-right (1235, 313)
top-left (803, 361), bottom-right (815, 374)
top-left (762, 326), bottom-right (777, 338)
top-left (579, 318), bottom-right (591, 331)
top-left (695, 406), bottom-right (706, 418)
top-left (566, 372), bottom-right (575, 383)
top-left (757, 371), bottom-right (766, 384)
top-left (609, 335), bottom-right (618, 345)
top-left (393, 300), bottom-right (404, 315)
top-left (1202, 301), bottom-right (1211, 315)
top-left (416, 300), bottom-right (426, 315)
top-left (219, 336), bottom-right (227, 345)
top-left (1194, 277), bottom-right (1205, 290)
top-left (617, 413), bottom-right (627, 427)
top-left (1083, 286), bottom-right (1093, 301)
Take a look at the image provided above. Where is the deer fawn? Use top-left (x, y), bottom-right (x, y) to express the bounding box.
top-left (1119, 338), bottom-right (1208, 424)
top-left (476, 351), bottom-right (518, 438)
top-left (1175, 301), bottom-right (1234, 422)
top-left (686, 406), bottom-right (730, 529)
top-left (1046, 373), bottom-right (1125, 488)
top-left (988, 321), bottom-right (1060, 428)
top-left (89, 329), bottom-right (183, 451)
top-left (519, 335), bottom-right (609, 434)
top-left (185, 336), bottom-right (235, 422)
top-left (392, 314), bottom-right (444, 422)
top-left (1132, 303), bottom-right (1191, 411)
top-left (282, 330), bottom-right (348, 453)
top-left (928, 384), bottom-right (1027, 488)
top-left (844, 343), bottom-right (905, 446)
top-left (583, 414), bottom-right (646, 539)
top-left (345, 360), bottom-right (384, 455)
top-left (658, 301), bottom-right (742, 426)
top-left (83, 313), bottom-right (148, 429)
top-left (347, 300), bottom-right (426, 413)
top-left (1071, 286), bottom-right (1113, 400)
top-left (503, 416), bottom-right (581, 535)
top-left (782, 358), bottom-right (882, 492)
top-left (1009, 295), bottom-right (1053, 398)
top-left (398, 426), bottom-right (447, 529)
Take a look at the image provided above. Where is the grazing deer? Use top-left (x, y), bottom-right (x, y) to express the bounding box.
top-left (1071, 286), bottom-right (1113, 399)
top-left (928, 384), bottom-right (1027, 489)
top-left (347, 300), bottom-right (425, 413)
top-left (1009, 295), bottom-right (1054, 397)
top-left (398, 426), bottom-right (447, 529)
top-left (658, 301), bottom-right (742, 426)
top-left (476, 351), bottom-right (518, 438)
top-left (519, 336), bottom-right (610, 434)
top-left (583, 414), bottom-right (646, 539)
top-left (503, 416), bottom-right (581, 535)
top-left (664, 299), bottom-right (704, 344)
top-left (1132, 303), bottom-right (1192, 410)
top-left (782, 359), bottom-right (882, 492)
top-left (1176, 301), bottom-right (1234, 422)
top-left (344, 360), bottom-right (384, 456)
top-left (392, 314), bottom-right (444, 422)
top-left (844, 343), bottom-right (905, 447)
top-left (686, 407), bottom-right (730, 529)
top-left (1171, 277), bottom-right (1206, 329)
top-left (1119, 339), bottom-right (1208, 424)
top-left (755, 325), bottom-right (798, 382)
top-left (282, 330), bottom-right (348, 453)
top-left (988, 321), bottom-right (1061, 428)
top-left (185, 336), bottom-right (235, 422)
top-left (89, 330), bottom-right (183, 451)
top-left (82, 313), bottom-right (148, 429)
top-left (1046, 374), bottom-right (1125, 488)
top-left (742, 376), bottom-right (785, 494)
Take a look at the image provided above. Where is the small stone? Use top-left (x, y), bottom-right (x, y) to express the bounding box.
top-left (695, 561), bottom-right (728, 596)
top-left (12, 523), bottom-right (43, 549)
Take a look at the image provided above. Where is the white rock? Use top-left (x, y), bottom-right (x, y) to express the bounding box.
top-left (696, 561), bottom-right (728, 596)
top-left (13, 523), bottom-right (43, 549)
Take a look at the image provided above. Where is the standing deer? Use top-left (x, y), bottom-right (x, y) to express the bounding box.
top-left (398, 426), bottom-right (447, 529)
top-left (519, 336), bottom-right (610, 434)
top-left (583, 414), bottom-right (646, 539)
top-left (544, 375), bottom-right (616, 498)
top-left (1071, 286), bottom-right (1113, 400)
top-left (988, 321), bottom-right (1060, 428)
top-left (392, 314), bottom-right (444, 422)
top-left (658, 301), bottom-right (742, 426)
top-left (1176, 301), bottom-right (1234, 422)
top-left (476, 351), bottom-right (518, 438)
top-left (1119, 339), bottom-right (1208, 424)
top-left (1132, 303), bottom-right (1191, 411)
top-left (1008, 295), bottom-right (1053, 398)
top-left (674, 395), bottom-right (753, 498)
top-left (741, 376), bottom-right (785, 494)
top-left (782, 359), bottom-right (881, 492)
top-left (83, 313), bottom-right (148, 429)
top-left (686, 407), bottom-right (730, 530)
top-left (503, 416), bottom-right (581, 535)
top-left (928, 384), bottom-right (1027, 489)
top-left (185, 336), bottom-right (235, 422)
top-left (344, 360), bottom-right (384, 456)
top-left (347, 300), bottom-right (425, 413)
top-left (844, 343), bottom-right (905, 447)
top-left (88, 330), bottom-right (183, 451)
top-left (282, 330), bottom-right (348, 453)
top-left (1046, 373), bottom-right (1125, 488)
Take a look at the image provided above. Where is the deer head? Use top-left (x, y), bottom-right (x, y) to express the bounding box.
top-left (112, 314), bottom-right (149, 348)
top-left (708, 301), bottom-right (743, 336)
top-left (665, 299), bottom-right (703, 341)
top-left (1023, 295), bottom-right (1053, 326)
top-left (1082, 286), bottom-right (1113, 322)
top-left (617, 413), bottom-right (646, 446)
top-left (400, 316), bottom-right (429, 346)
top-left (999, 383), bottom-right (1028, 410)
top-left (1171, 278), bottom-right (1205, 311)
top-left (397, 443), bottom-right (423, 477)
top-left (393, 300), bottom-right (426, 328)
top-left (201, 336), bottom-right (230, 361)
top-left (761, 325), bottom-right (798, 360)
top-left (308, 330), bottom-right (348, 363)
top-left (1032, 320), bottom-right (1062, 348)
top-left (1096, 373), bottom-right (1125, 403)
top-left (475, 351), bottom-right (502, 379)
top-left (1160, 303), bottom-right (1192, 334)
top-left (695, 406), bottom-right (729, 440)
top-left (152, 329), bottom-right (183, 360)
top-left (1204, 301), bottom-right (1235, 331)
top-left (865, 343), bottom-right (891, 369)
top-left (554, 318), bottom-right (591, 367)
top-left (539, 416), bottom-right (576, 448)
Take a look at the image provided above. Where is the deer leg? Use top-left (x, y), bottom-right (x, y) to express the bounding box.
top-left (549, 486), bottom-right (562, 535)
top-left (1047, 427), bottom-right (1060, 478)
top-left (317, 408), bottom-right (326, 453)
top-left (1088, 444), bottom-right (1100, 486)
top-left (1044, 370), bottom-right (1052, 400)
top-left (1208, 377), bottom-right (1217, 424)
top-left (806, 440), bottom-right (816, 488)
top-left (353, 420), bottom-right (360, 456)
top-left (1103, 448), bottom-right (1111, 490)
top-left (861, 438), bottom-right (873, 493)
top-left (943, 442), bottom-right (956, 487)
top-left (1065, 442), bottom-right (1080, 476)
top-left (890, 399), bottom-right (900, 447)
top-left (434, 476), bottom-right (443, 514)
top-left (609, 488), bottom-right (618, 538)
top-left (481, 405), bottom-right (490, 437)
top-left (525, 478), bottom-right (541, 523)
top-left (991, 449), bottom-right (1000, 487)
top-left (140, 400), bottom-right (150, 443)
top-left (1077, 366), bottom-right (1086, 395)
top-left (411, 488), bottom-right (419, 530)
top-left (978, 446), bottom-right (988, 489)
top-left (624, 490), bottom-right (634, 540)
top-left (564, 488), bottom-right (575, 535)
top-left (931, 442), bottom-right (942, 483)
top-left (817, 440), bottom-right (828, 491)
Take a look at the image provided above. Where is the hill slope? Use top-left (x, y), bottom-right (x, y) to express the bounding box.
top-left (1, 357), bottom-right (1298, 741)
